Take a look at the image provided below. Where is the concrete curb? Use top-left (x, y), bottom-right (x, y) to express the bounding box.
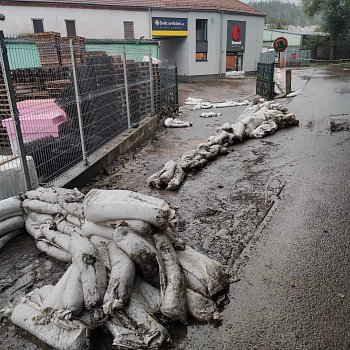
top-left (53, 114), bottom-right (163, 189)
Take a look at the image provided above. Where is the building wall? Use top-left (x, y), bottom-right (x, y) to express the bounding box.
top-left (263, 30), bottom-right (302, 48)
top-left (0, 5), bottom-right (150, 39)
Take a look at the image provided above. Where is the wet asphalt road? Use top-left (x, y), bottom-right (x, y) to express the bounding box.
top-left (0, 65), bottom-right (349, 349)
top-left (177, 67), bottom-right (350, 349)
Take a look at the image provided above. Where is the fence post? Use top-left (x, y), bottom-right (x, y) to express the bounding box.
top-left (175, 66), bottom-right (179, 104)
top-left (0, 31), bottom-right (32, 190)
top-left (69, 39), bottom-right (88, 165)
top-left (148, 47), bottom-right (154, 115)
top-left (122, 47), bottom-right (131, 130)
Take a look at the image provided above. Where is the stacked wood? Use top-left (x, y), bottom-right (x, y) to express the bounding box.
top-left (0, 69), bottom-right (11, 150)
top-left (59, 36), bottom-right (86, 66)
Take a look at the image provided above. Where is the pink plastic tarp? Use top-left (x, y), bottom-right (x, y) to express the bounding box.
top-left (1, 99), bottom-right (67, 142)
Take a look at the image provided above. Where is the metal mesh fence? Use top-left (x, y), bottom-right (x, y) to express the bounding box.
top-left (0, 33), bottom-right (177, 199)
top-left (260, 49), bottom-right (311, 67)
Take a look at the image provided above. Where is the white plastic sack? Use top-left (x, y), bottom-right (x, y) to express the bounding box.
top-left (0, 197), bottom-right (23, 222)
top-left (27, 212), bottom-right (54, 225)
top-left (36, 240), bottom-right (72, 263)
top-left (84, 189), bottom-right (175, 227)
top-left (99, 219), bottom-right (153, 236)
top-left (56, 218), bottom-right (84, 237)
top-left (0, 216), bottom-right (24, 237)
top-left (177, 246), bottom-right (230, 296)
top-left (40, 224), bottom-right (71, 251)
top-left (103, 242), bottom-right (135, 314)
top-left (25, 216), bottom-right (43, 240)
top-left (22, 199), bottom-right (66, 216)
top-left (11, 303), bottom-right (89, 350)
top-left (164, 118), bottom-right (192, 128)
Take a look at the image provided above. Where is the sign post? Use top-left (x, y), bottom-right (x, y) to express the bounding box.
top-left (273, 37), bottom-right (288, 66)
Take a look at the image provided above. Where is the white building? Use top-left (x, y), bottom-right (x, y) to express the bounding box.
top-left (0, 0), bottom-right (265, 81)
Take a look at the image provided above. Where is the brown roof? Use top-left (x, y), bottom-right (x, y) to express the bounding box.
top-left (2, 0), bottom-right (265, 16)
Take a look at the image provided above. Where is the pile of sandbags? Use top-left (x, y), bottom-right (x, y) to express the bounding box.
top-left (148, 100), bottom-right (299, 190)
top-left (6, 187), bottom-right (231, 350)
top-left (0, 197), bottom-right (24, 251)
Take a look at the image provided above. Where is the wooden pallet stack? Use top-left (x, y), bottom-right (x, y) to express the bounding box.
top-left (26, 32), bottom-right (61, 67)
top-left (0, 69), bottom-right (11, 152)
top-left (60, 36), bottom-right (86, 66)
top-left (153, 63), bottom-right (161, 109)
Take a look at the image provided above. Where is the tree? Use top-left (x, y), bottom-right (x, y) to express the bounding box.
top-left (302, 0), bottom-right (350, 59)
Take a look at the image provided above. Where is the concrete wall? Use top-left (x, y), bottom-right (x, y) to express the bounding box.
top-left (0, 4), bottom-right (150, 39)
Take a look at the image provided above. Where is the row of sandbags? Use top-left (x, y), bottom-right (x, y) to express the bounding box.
top-left (148, 100), bottom-right (299, 191)
top-left (184, 97), bottom-right (250, 110)
top-left (6, 187), bottom-right (231, 350)
top-left (0, 197), bottom-right (24, 251)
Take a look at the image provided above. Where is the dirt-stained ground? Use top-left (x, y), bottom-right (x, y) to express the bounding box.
top-left (0, 74), bottom-right (304, 349)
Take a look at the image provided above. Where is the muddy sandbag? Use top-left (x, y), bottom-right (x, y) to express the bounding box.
top-left (166, 165), bottom-right (186, 191)
top-left (0, 216), bottom-right (24, 237)
top-left (134, 276), bottom-right (160, 313)
top-left (84, 189), bottom-right (175, 228)
top-left (40, 224), bottom-right (71, 251)
top-left (241, 112), bottom-right (267, 137)
top-left (69, 232), bottom-right (107, 310)
top-left (99, 219), bottom-right (153, 236)
top-left (66, 214), bottom-right (83, 228)
top-left (164, 118), bottom-right (192, 128)
top-left (0, 229), bottom-right (22, 251)
top-left (177, 246), bottom-right (230, 296)
top-left (56, 218), bottom-right (84, 236)
top-left (36, 239), bottom-right (72, 263)
top-left (183, 269), bottom-right (210, 297)
top-left (230, 122), bottom-right (245, 143)
top-left (147, 160), bottom-right (177, 189)
top-left (103, 242), bottom-right (135, 314)
top-left (186, 289), bottom-right (222, 322)
top-left (0, 197), bottom-right (23, 222)
top-left (89, 235), bottom-right (111, 270)
top-left (124, 289), bottom-right (170, 348)
top-left (106, 317), bottom-right (146, 349)
top-left (22, 199), bottom-right (66, 216)
top-left (60, 201), bottom-right (84, 220)
top-left (251, 121), bottom-right (278, 138)
top-left (27, 212), bottom-right (54, 225)
top-left (11, 302), bottom-right (89, 350)
top-left (154, 233), bottom-right (187, 324)
top-left (25, 187), bottom-right (84, 204)
top-left (25, 216), bottom-right (43, 239)
top-left (41, 264), bottom-right (84, 320)
top-left (113, 226), bottom-right (165, 289)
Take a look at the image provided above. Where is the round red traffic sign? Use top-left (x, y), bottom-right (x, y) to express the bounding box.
top-left (273, 36), bottom-right (288, 52)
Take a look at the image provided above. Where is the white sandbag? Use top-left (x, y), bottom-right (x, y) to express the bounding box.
top-left (0, 216), bottom-right (24, 237)
top-left (113, 226), bottom-right (165, 289)
top-left (89, 235), bottom-right (111, 270)
top-left (250, 121), bottom-right (278, 138)
top-left (27, 212), bottom-right (54, 225)
top-left (183, 269), bottom-right (210, 297)
top-left (177, 246), bottom-right (230, 296)
top-left (25, 216), bottom-right (43, 240)
top-left (81, 220), bottom-right (114, 239)
top-left (199, 112), bottom-right (222, 118)
top-left (166, 165), bottom-right (186, 191)
top-left (154, 233), bottom-right (187, 324)
top-left (186, 289), bottom-right (222, 322)
top-left (98, 219), bottom-right (153, 236)
top-left (0, 229), bottom-right (22, 251)
top-left (56, 218), bottom-right (84, 237)
top-left (36, 240), bottom-right (72, 263)
top-left (42, 264), bottom-right (84, 320)
top-left (220, 122), bottom-right (233, 133)
top-left (103, 242), bottom-right (135, 314)
top-left (240, 112), bottom-right (267, 137)
top-left (0, 197), bottom-right (23, 222)
top-left (164, 118), bottom-right (192, 128)
top-left (66, 214), bottom-right (83, 228)
top-left (106, 318), bottom-right (146, 349)
top-left (25, 187), bottom-right (84, 205)
top-left (237, 103), bottom-right (260, 122)
top-left (60, 201), bottom-right (84, 220)
top-left (286, 89), bottom-right (302, 97)
top-left (124, 289), bottom-right (170, 348)
top-left (134, 276), bottom-right (160, 313)
top-left (11, 302), bottom-right (89, 350)
top-left (230, 122), bottom-right (245, 143)
top-left (22, 199), bottom-right (66, 216)
top-left (84, 189), bottom-right (175, 227)
top-left (147, 160), bottom-right (177, 190)
top-left (40, 224), bottom-right (71, 251)
top-left (69, 232), bottom-right (107, 310)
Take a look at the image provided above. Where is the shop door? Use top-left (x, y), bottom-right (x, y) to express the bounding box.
top-left (226, 52), bottom-right (243, 71)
